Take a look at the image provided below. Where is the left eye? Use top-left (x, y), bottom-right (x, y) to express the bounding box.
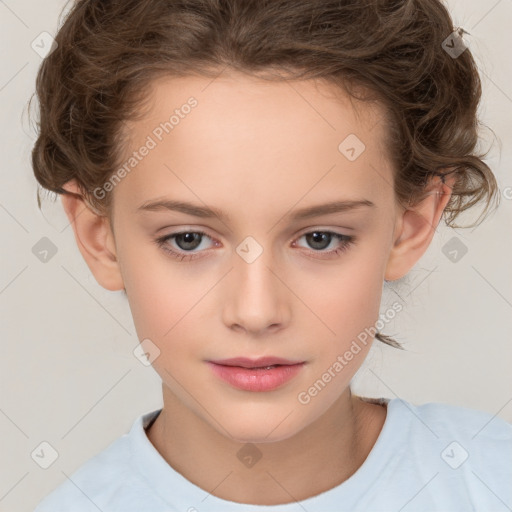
top-left (292, 230), bottom-right (356, 259)
top-left (295, 231), bottom-right (348, 251)
top-left (155, 229), bottom-right (355, 261)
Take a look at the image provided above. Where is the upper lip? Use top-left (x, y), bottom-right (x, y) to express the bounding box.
top-left (208, 357), bottom-right (304, 368)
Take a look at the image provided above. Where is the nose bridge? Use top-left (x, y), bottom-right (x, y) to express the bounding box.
top-left (235, 243), bottom-right (276, 294)
top-left (223, 236), bottom-right (288, 333)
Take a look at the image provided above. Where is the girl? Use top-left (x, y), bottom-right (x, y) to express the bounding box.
top-left (31, 0), bottom-right (511, 510)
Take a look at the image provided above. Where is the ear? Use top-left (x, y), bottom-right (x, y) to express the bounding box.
top-left (385, 172), bottom-right (456, 281)
top-left (60, 179), bottom-right (124, 291)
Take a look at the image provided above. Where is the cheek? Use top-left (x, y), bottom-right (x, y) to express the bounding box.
top-left (126, 270), bottom-right (205, 342)
top-left (296, 265), bottom-right (383, 405)
top-left (299, 257), bottom-right (384, 341)
top-left (117, 235), bottom-right (203, 339)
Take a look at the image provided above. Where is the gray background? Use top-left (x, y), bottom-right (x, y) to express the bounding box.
top-left (1, 0), bottom-right (511, 510)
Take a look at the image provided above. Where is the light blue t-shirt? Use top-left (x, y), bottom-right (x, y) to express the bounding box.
top-left (33, 397), bottom-right (512, 511)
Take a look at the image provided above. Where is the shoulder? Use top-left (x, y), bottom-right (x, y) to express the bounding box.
top-left (399, 399), bottom-right (512, 443)
top-left (389, 398), bottom-right (512, 489)
top-left (33, 435), bottom-right (132, 512)
top-left (33, 410), bottom-right (161, 512)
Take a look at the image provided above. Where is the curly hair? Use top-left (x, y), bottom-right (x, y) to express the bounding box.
top-left (29, 0), bottom-right (500, 349)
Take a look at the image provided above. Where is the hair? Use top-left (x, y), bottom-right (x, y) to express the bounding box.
top-left (29, 0), bottom-right (500, 350)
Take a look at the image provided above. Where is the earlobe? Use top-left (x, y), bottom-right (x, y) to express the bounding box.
top-left (61, 179), bottom-right (124, 291)
top-left (384, 173), bottom-right (456, 281)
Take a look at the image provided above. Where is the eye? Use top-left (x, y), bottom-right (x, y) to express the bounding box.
top-left (293, 230), bottom-right (355, 259)
top-left (155, 230), bottom-right (216, 261)
top-left (154, 229), bottom-right (356, 262)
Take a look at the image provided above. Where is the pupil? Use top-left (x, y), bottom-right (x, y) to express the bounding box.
top-left (307, 232), bottom-right (330, 250)
top-left (178, 233), bottom-right (201, 250)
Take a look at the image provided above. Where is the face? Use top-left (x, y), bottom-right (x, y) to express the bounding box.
top-left (109, 72), bottom-right (400, 442)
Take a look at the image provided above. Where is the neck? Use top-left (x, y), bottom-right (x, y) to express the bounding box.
top-left (146, 386), bottom-right (386, 505)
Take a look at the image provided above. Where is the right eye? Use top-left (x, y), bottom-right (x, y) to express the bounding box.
top-left (155, 230), bottom-right (217, 261)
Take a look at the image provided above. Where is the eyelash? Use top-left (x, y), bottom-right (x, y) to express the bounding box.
top-left (154, 229), bottom-right (356, 262)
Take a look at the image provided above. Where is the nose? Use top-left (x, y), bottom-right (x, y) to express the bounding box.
top-left (222, 247), bottom-right (290, 336)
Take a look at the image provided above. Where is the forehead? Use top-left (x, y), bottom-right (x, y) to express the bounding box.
top-left (115, 72), bottom-right (392, 217)
top-left (130, 71), bottom-right (386, 144)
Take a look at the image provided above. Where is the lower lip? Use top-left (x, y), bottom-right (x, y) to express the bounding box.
top-left (207, 362), bottom-right (304, 392)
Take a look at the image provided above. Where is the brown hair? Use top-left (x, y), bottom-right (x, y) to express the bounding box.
top-left (30, 0), bottom-right (500, 349)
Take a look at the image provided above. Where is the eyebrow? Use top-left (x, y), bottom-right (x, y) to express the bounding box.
top-left (136, 198), bottom-right (375, 222)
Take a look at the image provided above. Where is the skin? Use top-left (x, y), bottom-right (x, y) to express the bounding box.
top-left (61, 71), bottom-right (455, 505)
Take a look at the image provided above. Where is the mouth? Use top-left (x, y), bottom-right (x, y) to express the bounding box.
top-left (207, 357), bottom-right (305, 392)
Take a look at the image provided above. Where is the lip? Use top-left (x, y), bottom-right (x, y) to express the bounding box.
top-left (207, 357), bottom-right (305, 392)
top-left (209, 356), bottom-right (303, 368)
